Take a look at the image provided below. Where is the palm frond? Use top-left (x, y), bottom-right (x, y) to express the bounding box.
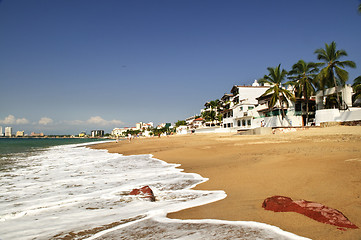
top-left (335, 49), bottom-right (348, 59)
top-left (338, 60), bottom-right (356, 68)
top-left (314, 48), bottom-right (328, 61)
top-left (353, 76), bottom-right (361, 86)
top-left (334, 66), bottom-right (348, 84)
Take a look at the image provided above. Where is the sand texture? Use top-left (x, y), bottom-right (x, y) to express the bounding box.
top-left (91, 126), bottom-right (361, 240)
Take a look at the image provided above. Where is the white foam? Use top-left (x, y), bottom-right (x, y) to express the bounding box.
top-left (0, 142), bottom-right (309, 240)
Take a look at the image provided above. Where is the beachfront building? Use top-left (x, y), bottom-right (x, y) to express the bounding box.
top-left (112, 128), bottom-right (127, 137)
top-left (255, 90), bottom-right (304, 128)
top-left (0, 126), bottom-right (3, 137)
top-left (220, 93), bottom-right (234, 128)
top-left (5, 127), bottom-right (12, 137)
top-left (91, 130), bottom-right (104, 138)
top-left (79, 132), bottom-right (87, 137)
top-left (176, 126), bottom-right (188, 134)
top-left (315, 84), bottom-right (361, 126)
top-left (16, 131), bottom-right (24, 137)
top-left (221, 80), bottom-right (269, 130)
top-left (135, 122), bottom-right (154, 131)
top-left (31, 132), bottom-right (44, 137)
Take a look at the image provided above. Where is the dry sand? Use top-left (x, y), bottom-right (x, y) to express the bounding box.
top-left (92, 126), bottom-right (361, 240)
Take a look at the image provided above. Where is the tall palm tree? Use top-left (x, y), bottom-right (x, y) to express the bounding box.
top-left (288, 60), bottom-right (321, 125)
top-left (352, 76), bottom-right (361, 101)
top-left (204, 99), bottom-right (222, 125)
top-left (259, 64), bottom-right (295, 123)
top-left (314, 41), bottom-right (356, 109)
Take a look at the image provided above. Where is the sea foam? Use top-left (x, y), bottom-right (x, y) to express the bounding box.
top-left (0, 142), bottom-right (309, 240)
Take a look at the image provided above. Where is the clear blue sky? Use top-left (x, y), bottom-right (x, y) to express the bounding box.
top-left (1, 0), bottom-right (360, 134)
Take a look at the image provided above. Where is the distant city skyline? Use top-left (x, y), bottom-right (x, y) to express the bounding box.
top-left (1, 0), bottom-right (360, 134)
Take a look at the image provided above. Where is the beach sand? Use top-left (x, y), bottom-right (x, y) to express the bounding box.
top-left (92, 126), bottom-right (361, 240)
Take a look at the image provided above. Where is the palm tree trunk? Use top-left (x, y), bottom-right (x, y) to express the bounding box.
top-left (304, 89), bottom-right (309, 126)
top-left (279, 96), bottom-right (286, 126)
top-left (305, 99), bottom-right (309, 126)
top-left (332, 74), bottom-right (341, 109)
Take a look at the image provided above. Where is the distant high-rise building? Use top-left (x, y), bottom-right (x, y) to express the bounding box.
top-left (5, 127), bottom-right (12, 137)
top-left (91, 130), bottom-right (104, 137)
top-left (0, 126), bottom-right (3, 137)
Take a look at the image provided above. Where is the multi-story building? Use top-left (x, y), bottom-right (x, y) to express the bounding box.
top-left (221, 80), bottom-right (269, 130)
top-left (0, 126), bottom-right (3, 137)
top-left (5, 127), bottom-right (12, 137)
top-left (91, 130), bottom-right (104, 138)
top-left (31, 132), bottom-right (44, 137)
top-left (135, 122), bottom-right (154, 131)
top-left (255, 84), bottom-right (307, 127)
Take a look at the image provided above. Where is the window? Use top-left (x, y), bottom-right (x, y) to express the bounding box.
top-left (238, 120), bottom-right (241, 126)
top-left (247, 119), bottom-right (251, 126)
top-left (242, 120), bottom-right (246, 126)
top-left (227, 123), bottom-right (231, 128)
top-left (248, 106), bottom-right (254, 110)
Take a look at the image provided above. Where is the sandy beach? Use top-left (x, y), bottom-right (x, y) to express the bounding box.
top-left (92, 126), bottom-right (361, 240)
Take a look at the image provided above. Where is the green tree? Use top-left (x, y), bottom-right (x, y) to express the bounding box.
top-left (201, 110), bottom-right (216, 124)
top-left (259, 64), bottom-right (295, 122)
top-left (204, 99), bottom-right (222, 126)
top-left (314, 41), bottom-right (356, 109)
top-left (288, 60), bottom-right (321, 125)
top-left (175, 120), bottom-right (187, 127)
top-left (352, 76), bottom-right (361, 101)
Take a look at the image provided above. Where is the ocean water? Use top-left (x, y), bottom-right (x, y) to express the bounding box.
top-left (0, 139), bottom-right (310, 240)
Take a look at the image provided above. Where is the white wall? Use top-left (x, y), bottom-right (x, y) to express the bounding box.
top-left (237, 87), bottom-right (269, 105)
top-left (263, 115), bottom-right (303, 128)
top-left (190, 127), bottom-right (237, 134)
top-left (315, 108), bottom-right (361, 126)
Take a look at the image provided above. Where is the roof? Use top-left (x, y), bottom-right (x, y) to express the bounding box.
top-left (194, 117), bottom-right (204, 121)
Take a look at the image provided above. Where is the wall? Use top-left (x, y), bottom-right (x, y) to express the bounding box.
top-left (263, 115), bottom-right (303, 128)
top-left (315, 108), bottom-right (361, 126)
top-left (189, 127), bottom-right (237, 134)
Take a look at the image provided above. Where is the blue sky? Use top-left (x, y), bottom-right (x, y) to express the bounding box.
top-left (0, 0), bottom-right (360, 135)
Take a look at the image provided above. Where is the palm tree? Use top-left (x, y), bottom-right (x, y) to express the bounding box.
top-left (259, 64), bottom-right (295, 123)
top-left (352, 76), bottom-right (361, 101)
top-left (314, 41), bottom-right (356, 109)
top-left (204, 99), bottom-right (222, 126)
top-left (288, 60), bottom-right (321, 125)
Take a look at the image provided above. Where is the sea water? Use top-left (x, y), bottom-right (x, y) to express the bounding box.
top-left (0, 139), bottom-right (309, 240)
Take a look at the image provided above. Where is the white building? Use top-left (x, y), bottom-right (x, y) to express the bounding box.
top-left (5, 127), bottom-right (12, 137)
top-left (221, 80), bottom-right (269, 130)
top-left (255, 89), bottom-right (304, 128)
top-left (135, 122), bottom-right (154, 130)
top-left (111, 127), bottom-right (138, 136)
top-left (315, 85), bottom-right (361, 126)
top-left (0, 126), bottom-right (3, 137)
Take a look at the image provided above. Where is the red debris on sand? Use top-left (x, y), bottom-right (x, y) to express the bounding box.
top-left (262, 196), bottom-right (358, 230)
top-left (130, 186), bottom-right (156, 202)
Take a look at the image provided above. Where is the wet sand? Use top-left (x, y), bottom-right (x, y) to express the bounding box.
top-left (91, 126), bottom-right (361, 240)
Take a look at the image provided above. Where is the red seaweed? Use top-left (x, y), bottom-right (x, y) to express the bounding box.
top-left (262, 196), bottom-right (358, 230)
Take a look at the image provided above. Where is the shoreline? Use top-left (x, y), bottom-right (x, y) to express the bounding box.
top-left (91, 126), bottom-right (361, 240)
